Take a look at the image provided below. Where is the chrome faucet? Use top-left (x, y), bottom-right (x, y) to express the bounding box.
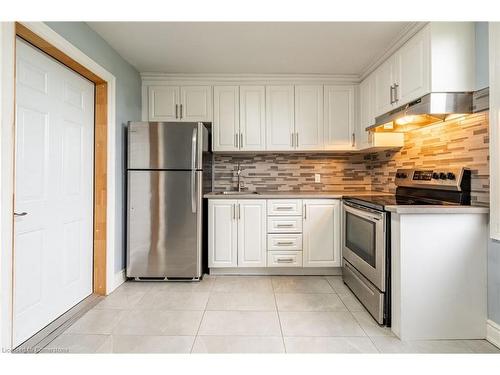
top-left (236, 163), bottom-right (245, 192)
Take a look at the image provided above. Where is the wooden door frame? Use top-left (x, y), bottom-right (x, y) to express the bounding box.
top-left (0, 22), bottom-right (118, 350)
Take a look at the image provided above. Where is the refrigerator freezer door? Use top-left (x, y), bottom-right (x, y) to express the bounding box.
top-left (127, 170), bottom-right (202, 278)
top-left (128, 122), bottom-right (206, 170)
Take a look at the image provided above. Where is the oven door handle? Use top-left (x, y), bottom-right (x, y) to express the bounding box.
top-left (343, 201), bottom-right (385, 222)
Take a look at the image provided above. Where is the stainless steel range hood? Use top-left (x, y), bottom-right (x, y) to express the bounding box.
top-left (367, 92), bottom-right (476, 133)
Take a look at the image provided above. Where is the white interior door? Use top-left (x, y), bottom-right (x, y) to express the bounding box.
top-left (13, 39), bottom-right (94, 347)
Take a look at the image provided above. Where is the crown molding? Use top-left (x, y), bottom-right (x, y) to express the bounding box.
top-left (359, 22), bottom-right (428, 81)
top-left (140, 72), bottom-right (360, 84)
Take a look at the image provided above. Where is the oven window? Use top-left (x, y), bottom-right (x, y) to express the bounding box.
top-left (345, 212), bottom-right (377, 267)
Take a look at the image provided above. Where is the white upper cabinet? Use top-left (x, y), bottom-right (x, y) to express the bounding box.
top-left (357, 76), bottom-right (374, 149)
top-left (240, 86), bottom-right (266, 151)
top-left (395, 26), bottom-right (430, 105)
top-left (266, 85), bottom-right (295, 151)
top-left (294, 85), bottom-right (324, 150)
top-left (303, 199), bottom-right (341, 267)
top-left (213, 86), bottom-right (240, 152)
top-left (180, 86), bottom-right (212, 122)
top-left (373, 57), bottom-right (397, 117)
top-left (148, 85), bottom-right (211, 122)
top-left (148, 86), bottom-right (179, 121)
top-left (324, 85), bottom-right (355, 150)
top-left (372, 22), bottom-right (474, 118)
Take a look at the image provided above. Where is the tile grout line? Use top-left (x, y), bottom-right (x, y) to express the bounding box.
top-left (188, 275), bottom-right (216, 353)
top-left (271, 278), bottom-right (288, 354)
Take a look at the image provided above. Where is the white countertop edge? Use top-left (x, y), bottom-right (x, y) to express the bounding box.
top-left (385, 205), bottom-right (490, 214)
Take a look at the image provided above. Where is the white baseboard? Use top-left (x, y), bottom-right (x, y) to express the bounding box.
top-left (487, 319), bottom-right (500, 349)
top-left (108, 269), bottom-right (126, 294)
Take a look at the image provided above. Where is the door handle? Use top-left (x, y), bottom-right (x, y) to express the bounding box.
top-left (240, 133), bottom-right (243, 149)
top-left (304, 204), bottom-right (307, 219)
top-left (191, 127), bottom-right (197, 213)
top-left (393, 83), bottom-right (399, 103)
top-left (295, 132), bottom-right (299, 147)
top-left (238, 203), bottom-right (241, 220)
top-left (390, 85), bottom-right (395, 104)
top-left (180, 104), bottom-right (183, 119)
top-left (235, 133), bottom-right (239, 148)
top-left (175, 104), bottom-right (179, 119)
top-left (352, 133), bottom-right (355, 147)
top-left (290, 133), bottom-right (294, 147)
top-left (14, 212), bottom-right (28, 217)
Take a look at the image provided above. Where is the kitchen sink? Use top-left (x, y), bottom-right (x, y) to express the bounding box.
top-left (215, 191), bottom-right (260, 195)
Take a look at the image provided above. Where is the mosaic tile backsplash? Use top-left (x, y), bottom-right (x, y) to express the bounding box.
top-left (212, 112), bottom-right (489, 205)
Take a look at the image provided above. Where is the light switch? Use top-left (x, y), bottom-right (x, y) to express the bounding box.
top-left (314, 173), bottom-right (321, 183)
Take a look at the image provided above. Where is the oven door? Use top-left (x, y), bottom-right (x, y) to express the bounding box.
top-left (342, 201), bottom-right (386, 291)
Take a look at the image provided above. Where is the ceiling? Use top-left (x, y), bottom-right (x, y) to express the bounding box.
top-left (87, 22), bottom-right (413, 75)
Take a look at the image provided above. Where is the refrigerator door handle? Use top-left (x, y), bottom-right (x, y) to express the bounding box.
top-left (191, 126), bottom-right (198, 213)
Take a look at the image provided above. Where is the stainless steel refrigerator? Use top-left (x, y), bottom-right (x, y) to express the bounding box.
top-left (126, 122), bottom-right (211, 280)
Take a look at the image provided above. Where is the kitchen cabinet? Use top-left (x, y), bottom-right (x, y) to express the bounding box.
top-left (372, 23), bottom-right (474, 118)
top-left (357, 76), bottom-right (404, 150)
top-left (373, 57), bottom-right (397, 117)
top-left (237, 200), bottom-right (267, 267)
top-left (294, 85), bottom-right (324, 150)
top-left (148, 86), bottom-right (179, 121)
top-left (148, 85), bottom-right (212, 122)
top-left (303, 199), bottom-right (341, 267)
top-left (395, 26), bottom-right (430, 105)
top-left (240, 85), bottom-right (266, 151)
top-left (213, 85), bottom-right (266, 152)
top-left (324, 85), bottom-right (355, 150)
top-left (213, 86), bottom-right (240, 151)
top-left (208, 199), bottom-right (267, 268)
top-left (208, 199), bottom-right (238, 268)
top-left (265, 85), bottom-right (295, 151)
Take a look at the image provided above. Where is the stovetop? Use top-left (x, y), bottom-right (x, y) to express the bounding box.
top-left (344, 167), bottom-right (472, 211)
top-left (343, 194), bottom-right (461, 212)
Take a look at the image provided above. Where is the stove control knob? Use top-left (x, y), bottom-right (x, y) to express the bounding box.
top-left (432, 172), bottom-right (439, 179)
top-left (447, 172), bottom-right (456, 180)
top-left (439, 172), bottom-right (447, 180)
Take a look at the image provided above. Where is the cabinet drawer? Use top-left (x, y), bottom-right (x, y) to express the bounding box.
top-left (268, 251), bottom-right (303, 267)
top-left (268, 200), bottom-right (303, 216)
top-left (267, 234), bottom-right (302, 251)
top-left (267, 216), bottom-right (302, 233)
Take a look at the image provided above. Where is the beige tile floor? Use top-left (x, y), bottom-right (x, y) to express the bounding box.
top-left (42, 275), bottom-right (500, 354)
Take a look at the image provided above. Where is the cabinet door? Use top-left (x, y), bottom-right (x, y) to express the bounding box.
top-left (265, 85), bottom-right (295, 151)
top-left (324, 85), bottom-right (354, 150)
top-left (237, 200), bottom-right (267, 267)
top-left (373, 58), bottom-right (395, 117)
top-left (357, 77), bottom-right (374, 150)
top-left (303, 199), bottom-right (341, 267)
top-left (148, 86), bottom-right (180, 121)
top-left (240, 86), bottom-right (266, 151)
top-left (213, 86), bottom-right (239, 152)
top-left (395, 26), bottom-right (430, 105)
top-left (180, 86), bottom-right (212, 122)
top-left (208, 200), bottom-right (238, 268)
top-left (295, 85), bottom-right (324, 150)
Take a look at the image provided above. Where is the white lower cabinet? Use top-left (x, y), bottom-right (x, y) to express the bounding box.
top-left (303, 199), bottom-right (341, 267)
top-left (208, 199), bottom-right (238, 267)
top-left (237, 200), bottom-right (267, 267)
top-left (209, 198), bottom-right (340, 270)
top-left (208, 199), bottom-right (266, 268)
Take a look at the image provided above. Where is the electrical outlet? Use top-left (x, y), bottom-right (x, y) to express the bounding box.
top-left (314, 173), bottom-right (321, 183)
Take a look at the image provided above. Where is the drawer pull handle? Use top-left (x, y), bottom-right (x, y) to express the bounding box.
top-left (276, 207), bottom-right (293, 210)
top-left (276, 224), bottom-right (294, 228)
top-left (276, 258), bottom-right (294, 263)
top-left (276, 241), bottom-right (294, 245)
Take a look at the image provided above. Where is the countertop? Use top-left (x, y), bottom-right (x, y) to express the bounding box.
top-left (204, 190), bottom-right (390, 199)
top-left (385, 205), bottom-right (489, 214)
top-left (204, 191), bottom-right (490, 214)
